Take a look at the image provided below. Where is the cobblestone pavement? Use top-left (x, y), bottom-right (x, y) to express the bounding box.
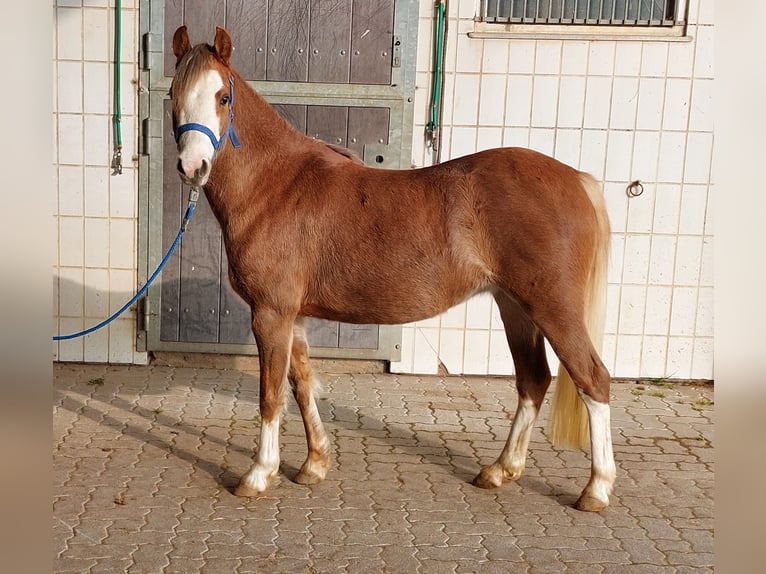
top-left (53, 363), bottom-right (714, 573)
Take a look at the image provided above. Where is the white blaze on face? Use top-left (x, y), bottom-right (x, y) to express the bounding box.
top-left (176, 69), bottom-right (225, 184)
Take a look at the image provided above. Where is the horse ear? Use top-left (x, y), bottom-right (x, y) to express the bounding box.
top-left (172, 26), bottom-right (193, 66)
top-left (213, 26), bottom-right (233, 67)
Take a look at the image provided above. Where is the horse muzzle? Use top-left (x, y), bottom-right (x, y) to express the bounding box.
top-left (177, 156), bottom-right (211, 186)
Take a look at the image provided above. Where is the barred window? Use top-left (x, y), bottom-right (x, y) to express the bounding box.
top-left (476, 0), bottom-right (687, 37)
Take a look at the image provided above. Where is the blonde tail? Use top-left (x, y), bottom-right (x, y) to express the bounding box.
top-left (548, 173), bottom-right (611, 449)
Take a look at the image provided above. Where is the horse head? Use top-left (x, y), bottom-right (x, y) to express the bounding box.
top-left (170, 26), bottom-right (239, 187)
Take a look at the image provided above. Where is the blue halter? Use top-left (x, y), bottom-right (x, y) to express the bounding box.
top-left (174, 74), bottom-right (241, 153)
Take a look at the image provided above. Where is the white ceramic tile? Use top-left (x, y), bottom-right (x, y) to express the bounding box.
top-left (84, 267), bottom-right (109, 317)
top-left (84, 114), bottom-right (110, 166)
top-left (440, 73), bottom-right (456, 125)
top-left (478, 74), bottom-right (507, 126)
top-left (605, 130), bottom-right (633, 182)
top-left (504, 75), bottom-right (533, 127)
top-left (457, 0), bottom-right (475, 20)
top-left (647, 235), bottom-right (677, 285)
top-left (83, 62), bottom-right (109, 114)
top-left (614, 334), bottom-right (642, 377)
top-left (639, 42), bottom-right (668, 78)
top-left (108, 268), bottom-right (136, 313)
top-left (622, 235), bottom-right (651, 285)
top-left (673, 235), bottom-right (702, 286)
top-left (696, 0), bottom-right (714, 26)
top-left (59, 216), bottom-right (84, 267)
top-left (488, 330), bottom-right (515, 375)
top-left (508, 40), bottom-right (536, 74)
top-left (528, 128), bottom-right (555, 157)
top-left (463, 330), bottom-right (490, 375)
top-left (553, 128), bottom-right (581, 169)
top-left (695, 287), bottom-right (713, 338)
top-left (450, 126), bottom-right (477, 158)
top-left (688, 79), bottom-right (713, 132)
top-left (58, 166), bottom-right (84, 216)
top-left (531, 76), bottom-right (559, 128)
top-left (605, 284), bottom-right (621, 334)
top-left (666, 40), bottom-right (694, 78)
top-left (85, 166), bottom-right (109, 217)
top-left (652, 183), bottom-right (682, 234)
top-left (482, 42), bottom-right (509, 74)
top-left (607, 234), bottom-right (625, 284)
top-left (644, 286), bottom-right (672, 336)
top-left (683, 131), bottom-right (713, 184)
top-left (678, 184), bottom-right (708, 235)
top-left (669, 287), bottom-right (697, 336)
top-left (603, 181), bottom-right (629, 236)
top-left (119, 10), bottom-right (138, 66)
top-left (58, 114), bottom-right (84, 165)
top-left (57, 7), bottom-right (82, 60)
top-left (476, 127), bottom-right (502, 151)
top-left (587, 42), bottom-right (615, 76)
top-left (57, 61), bottom-right (83, 113)
top-left (84, 218), bottom-right (109, 267)
top-left (579, 129), bottom-right (607, 179)
top-left (556, 76), bottom-right (585, 129)
top-left (119, 65), bottom-right (137, 117)
top-left (412, 327), bottom-right (440, 374)
top-left (456, 34), bottom-right (482, 73)
top-left (662, 78), bottom-right (691, 132)
top-left (703, 183), bottom-right (713, 234)
top-left (609, 77), bottom-right (639, 130)
top-left (639, 335), bottom-right (669, 378)
top-left (699, 237), bottom-right (713, 287)
top-left (84, 327), bottom-right (109, 363)
top-left (109, 218), bottom-right (135, 269)
top-left (665, 337), bottom-right (693, 379)
top-left (108, 318), bottom-right (136, 364)
top-left (534, 41), bottom-right (562, 75)
top-left (438, 329), bottom-right (464, 374)
top-left (502, 127), bottom-right (529, 148)
top-left (618, 284), bottom-right (646, 335)
top-left (614, 42), bottom-right (641, 77)
top-left (545, 340), bottom-right (560, 373)
top-left (630, 131), bottom-right (660, 183)
top-left (635, 78), bottom-right (664, 131)
top-left (83, 7), bottom-right (109, 61)
top-left (110, 168), bottom-right (137, 218)
top-left (691, 337), bottom-right (713, 380)
top-left (59, 267), bottom-right (84, 316)
top-left (57, 318), bottom-right (85, 362)
top-left (601, 334), bottom-right (617, 374)
top-left (560, 41), bottom-right (588, 75)
top-left (466, 293), bottom-right (493, 330)
top-left (657, 131), bottom-right (686, 183)
top-left (626, 183), bottom-right (656, 234)
top-left (441, 302), bottom-right (466, 329)
top-left (583, 76), bottom-right (612, 129)
top-left (452, 74), bottom-right (480, 124)
top-left (693, 25), bottom-right (714, 79)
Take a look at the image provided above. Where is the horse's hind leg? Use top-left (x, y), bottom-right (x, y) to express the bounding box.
top-left (474, 292), bottom-right (551, 488)
top-left (288, 323), bottom-right (330, 485)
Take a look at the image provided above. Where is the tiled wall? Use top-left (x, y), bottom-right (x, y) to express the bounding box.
top-left (53, 0), bottom-right (145, 363)
top-left (391, 0), bottom-right (714, 380)
top-left (53, 0), bottom-right (714, 380)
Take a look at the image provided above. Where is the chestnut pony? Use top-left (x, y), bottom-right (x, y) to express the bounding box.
top-left (170, 26), bottom-right (615, 511)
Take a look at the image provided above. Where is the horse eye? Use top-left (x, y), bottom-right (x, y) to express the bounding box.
top-left (219, 95), bottom-right (230, 106)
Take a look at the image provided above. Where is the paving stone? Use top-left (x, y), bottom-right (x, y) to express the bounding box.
top-left (53, 365), bottom-right (713, 573)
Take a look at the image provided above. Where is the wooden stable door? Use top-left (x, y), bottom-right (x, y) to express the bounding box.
top-left (138, 0), bottom-right (418, 360)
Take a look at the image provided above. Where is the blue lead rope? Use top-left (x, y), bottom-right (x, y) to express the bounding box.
top-left (53, 188), bottom-right (200, 341)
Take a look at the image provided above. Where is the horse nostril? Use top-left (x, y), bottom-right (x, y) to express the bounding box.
top-left (177, 159), bottom-right (184, 175)
top-left (197, 158), bottom-right (210, 178)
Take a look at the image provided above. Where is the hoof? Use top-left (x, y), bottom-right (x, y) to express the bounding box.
top-left (233, 482), bottom-right (264, 497)
top-left (294, 458), bottom-right (329, 485)
top-left (472, 465), bottom-right (504, 489)
top-left (574, 493), bottom-right (609, 512)
top-left (233, 471), bottom-right (274, 497)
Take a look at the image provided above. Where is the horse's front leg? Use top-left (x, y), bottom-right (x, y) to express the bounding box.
top-left (234, 309), bottom-right (294, 497)
top-left (289, 323), bottom-right (330, 485)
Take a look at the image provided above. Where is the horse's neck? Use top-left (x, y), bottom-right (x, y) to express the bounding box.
top-left (203, 78), bottom-right (308, 233)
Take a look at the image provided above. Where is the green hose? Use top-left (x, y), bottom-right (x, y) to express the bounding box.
top-left (112, 0), bottom-right (123, 175)
top-left (426, 0), bottom-right (446, 158)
